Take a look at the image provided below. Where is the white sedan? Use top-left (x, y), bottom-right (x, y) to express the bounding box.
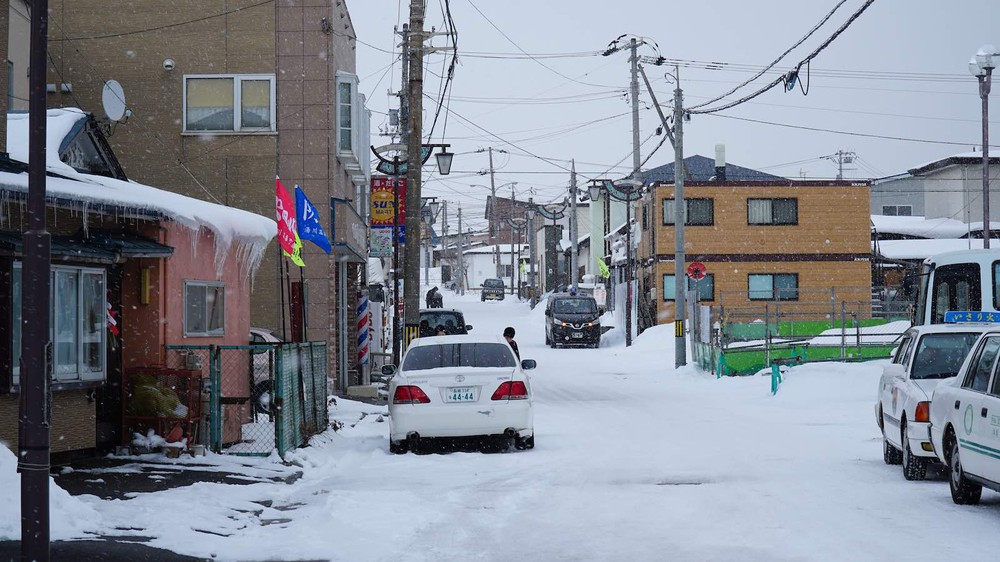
top-left (386, 335), bottom-right (535, 454)
top-left (929, 327), bottom-right (1000, 504)
top-left (876, 324), bottom-right (986, 480)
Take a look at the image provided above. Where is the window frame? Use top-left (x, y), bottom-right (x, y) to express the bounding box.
top-left (662, 273), bottom-right (715, 302)
top-left (12, 262), bottom-right (107, 386)
top-left (183, 281), bottom-right (227, 337)
top-left (747, 273), bottom-right (799, 301)
top-left (882, 204), bottom-right (913, 217)
top-left (747, 198), bottom-right (798, 226)
top-left (661, 198), bottom-right (715, 226)
top-left (182, 74), bottom-right (276, 134)
top-left (336, 72), bottom-right (361, 156)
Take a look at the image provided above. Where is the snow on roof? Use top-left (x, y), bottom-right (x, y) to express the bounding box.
top-left (875, 239), bottom-right (985, 260)
top-left (463, 244), bottom-right (527, 254)
top-left (6, 109), bottom-right (277, 274)
top-left (870, 215), bottom-right (970, 239)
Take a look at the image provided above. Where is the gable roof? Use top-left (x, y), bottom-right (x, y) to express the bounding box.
top-left (644, 154), bottom-right (786, 184)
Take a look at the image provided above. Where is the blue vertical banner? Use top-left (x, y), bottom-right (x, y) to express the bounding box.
top-left (295, 186), bottom-right (332, 254)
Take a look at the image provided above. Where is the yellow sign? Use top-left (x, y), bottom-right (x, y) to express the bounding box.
top-left (371, 188), bottom-right (396, 226)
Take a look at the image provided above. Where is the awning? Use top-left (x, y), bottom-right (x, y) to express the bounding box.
top-left (0, 230), bottom-right (173, 263)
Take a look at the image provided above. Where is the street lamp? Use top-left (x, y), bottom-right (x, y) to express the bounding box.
top-left (970, 44), bottom-right (998, 248)
top-left (435, 147), bottom-right (454, 176)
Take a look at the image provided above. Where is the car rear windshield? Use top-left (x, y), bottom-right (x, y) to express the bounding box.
top-left (910, 332), bottom-right (981, 379)
top-left (553, 298), bottom-right (597, 315)
top-left (484, 279), bottom-right (504, 288)
top-left (402, 343), bottom-right (516, 371)
top-left (419, 312), bottom-right (466, 336)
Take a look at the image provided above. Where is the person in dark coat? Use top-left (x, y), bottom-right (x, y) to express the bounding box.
top-left (425, 287), bottom-right (441, 308)
top-left (503, 326), bottom-right (520, 359)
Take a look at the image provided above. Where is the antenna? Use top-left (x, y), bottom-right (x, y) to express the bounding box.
top-left (101, 80), bottom-right (127, 122)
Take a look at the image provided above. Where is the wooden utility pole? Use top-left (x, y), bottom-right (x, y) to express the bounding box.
top-left (403, 0), bottom-right (425, 344)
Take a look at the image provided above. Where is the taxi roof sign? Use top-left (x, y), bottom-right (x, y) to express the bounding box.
top-left (944, 311), bottom-right (1000, 323)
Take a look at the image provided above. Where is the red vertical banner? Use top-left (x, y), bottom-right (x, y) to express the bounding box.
top-left (275, 177), bottom-right (297, 255)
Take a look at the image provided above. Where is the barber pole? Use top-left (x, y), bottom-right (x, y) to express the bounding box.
top-left (357, 294), bottom-right (370, 365)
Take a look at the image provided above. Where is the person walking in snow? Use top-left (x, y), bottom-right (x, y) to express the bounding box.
top-left (503, 326), bottom-right (520, 360)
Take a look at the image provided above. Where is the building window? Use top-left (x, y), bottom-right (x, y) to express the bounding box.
top-left (183, 74), bottom-right (275, 133)
top-left (662, 198), bottom-right (714, 226)
top-left (336, 74), bottom-right (361, 155)
top-left (882, 205), bottom-right (912, 217)
top-left (663, 273), bottom-right (714, 302)
top-left (12, 263), bottom-right (106, 385)
top-left (184, 282), bottom-right (226, 336)
top-left (748, 198), bottom-right (797, 225)
top-left (748, 273), bottom-right (799, 301)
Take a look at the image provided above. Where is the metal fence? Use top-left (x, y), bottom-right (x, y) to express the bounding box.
top-left (165, 342), bottom-right (328, 459)
top-left (690, 287), bottom-right (910, 376)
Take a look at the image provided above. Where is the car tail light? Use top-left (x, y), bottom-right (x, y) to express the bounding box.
top-left (393, 385), bottom-right (430, 404)
top-left (914, 401), bottom-right (930, 422)
top-left (491, 381), bottom-right (528, 400)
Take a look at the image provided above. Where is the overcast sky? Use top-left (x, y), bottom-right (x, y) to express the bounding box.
top-left (348, 0), bottom-right (1000, 229)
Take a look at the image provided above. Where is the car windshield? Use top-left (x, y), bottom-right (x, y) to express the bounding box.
top-left (910, 332), bottom-right (980, 379)
top-left (553, 298), bottom-right (597, 315)
top-left (419, 312), bottom-right (465, 336)
top-left (484, 279), bottom-right (504, 288)
top-left (402, 343), bottom-right (516, 371)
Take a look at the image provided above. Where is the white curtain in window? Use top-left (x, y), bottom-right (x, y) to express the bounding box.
top-left (748, 199), bottom-right (771, 224)
top-left (240, 79), bottom-right (271, 129)
top-left (186, 78), bottom-right (234, 131)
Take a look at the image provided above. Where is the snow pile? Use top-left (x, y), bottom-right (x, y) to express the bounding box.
top-left (0, 444), bottom-right (102, 540)
top-left (806, 319), bottom-right (910, 346)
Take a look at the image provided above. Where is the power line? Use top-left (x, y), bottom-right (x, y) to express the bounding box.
top-left (703, 112), bottom-right (1000, 148)
top-left (690, 0), bottom-right (877, 115)
top-left (688, 0), bottom-right (849, 111)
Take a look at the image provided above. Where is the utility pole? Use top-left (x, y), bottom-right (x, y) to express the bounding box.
top-left (403, 0), bottom-right (425, 345)
top-left (22, 0), bottom-right (52, 558)
top-left (510, 183), bottom-right (517, 295)
top-left (570, 159), bottom-right (579, 291)
top-left (625, 37), bottom-right (642, 347)
top-left (457, 203), bottom-right (464, 295)
top-left (488, 147), bottom-right (500, 278)
top-left (441, 200), bottom-right (448, 288)
top-left (673, 66), bottom-right (687, 368)
top-left (528, 197), bottom-right (537, 308)
top-left (828, 150), bottom-right (856, 180)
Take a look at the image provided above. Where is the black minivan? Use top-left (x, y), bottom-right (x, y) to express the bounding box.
top-left (544, 293), bottom-right (601, 348)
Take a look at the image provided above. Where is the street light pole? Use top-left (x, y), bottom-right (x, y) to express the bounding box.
top-left (527, 199), bottom-right (537, 308)
top-left (971, 45), bottom-right (997, 248)
top-left (403, 0), bottom-right (425, 346)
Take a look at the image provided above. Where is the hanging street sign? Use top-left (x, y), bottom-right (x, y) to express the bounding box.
top-left (537, 204), bottom-right (566, 220)
top-left (601, 179), bottom-right (644, 202)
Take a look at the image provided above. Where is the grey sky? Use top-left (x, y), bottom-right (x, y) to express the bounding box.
top-left (349, 0), bottom-right (1000, 229)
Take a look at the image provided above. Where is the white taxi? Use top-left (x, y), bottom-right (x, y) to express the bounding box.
top-left (929, 325), bottom-right (1000, 504)
top-left (386, 335), bottom-right (535, 454)
top-left (877, 324), bottom-right (987, 480)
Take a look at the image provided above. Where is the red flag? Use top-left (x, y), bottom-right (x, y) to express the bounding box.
top-left (275, 177), bottom-right (297, 255)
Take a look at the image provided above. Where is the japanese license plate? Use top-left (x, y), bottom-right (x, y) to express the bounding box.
top-left (446, 386), bottom-right (476, 402)
top-left (572, 332), bottom-right (584, 339)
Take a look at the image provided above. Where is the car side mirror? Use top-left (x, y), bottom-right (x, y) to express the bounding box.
top-left (545, 309), bottom-right (551, 317)
top-left (465, 325), bottom-right (473, 331)
top-left (882, 363), bottom-right (905, 380)
top-left (381, 364), bottom-right (397, 376)
top-left (521, 359), bottom-right (537, 370)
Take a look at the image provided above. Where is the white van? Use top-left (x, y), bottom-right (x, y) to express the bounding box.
top-left (914, 249), bottom-right (1000, 325)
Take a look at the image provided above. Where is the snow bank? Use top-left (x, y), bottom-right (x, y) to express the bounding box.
top-left (0, 445), bottom-right (102, 540)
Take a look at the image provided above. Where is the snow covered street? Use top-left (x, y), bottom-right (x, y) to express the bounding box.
top-left (5, 290), bottom-right (1000, 561)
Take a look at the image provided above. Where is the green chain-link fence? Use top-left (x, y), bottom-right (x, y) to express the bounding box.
top-left (165, 342), bottom-right (328, 459)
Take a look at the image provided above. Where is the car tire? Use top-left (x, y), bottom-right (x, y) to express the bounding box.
top-left (949, 438), bottom-right (983, 505)
top-left (251, 381), bottom-right (272, 417)
top-left (515, 435), bottom-right (534, 450)
top-left (389, 440), bottom-right (408, 455)
top-left (901, 421), bottom-right (927, 481)
top-left (882, 421), bottom-right (902, 465)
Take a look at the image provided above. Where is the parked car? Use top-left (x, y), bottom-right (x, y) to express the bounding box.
top-left (386, 335), bottom-right (536, 453)
top-left (929, 325), bottom-right (1000, 504)
top-left (876, 324), bottom-right (985, 480)
top-left (481, 278), bottom-right (505, 301)
top-left (544, 292), bottom-right (601, 348)
top-left (419, 309), bottom-right (472, 337)
top-left (250, 327), bottom-right (281, 415)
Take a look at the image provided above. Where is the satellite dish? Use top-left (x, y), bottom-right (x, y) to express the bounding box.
top-left (102, 80), bottom-right (127, 121)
